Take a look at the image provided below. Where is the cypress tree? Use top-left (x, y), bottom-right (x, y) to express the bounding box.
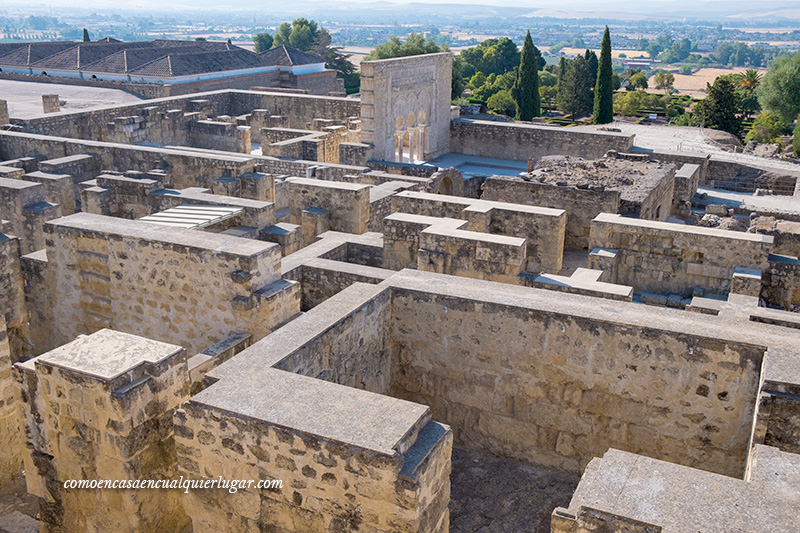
top-left (82, 28), bottom-right (90, 42)
top-left (593, 26), bottom-right (614, 124)
top-left (792, 114), bottom-right (800, 157)
top-left (512, 30), bottom-right (540, 121)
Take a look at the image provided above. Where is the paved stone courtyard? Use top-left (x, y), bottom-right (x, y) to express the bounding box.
top-left (0, 80), bottom-right (143, 119)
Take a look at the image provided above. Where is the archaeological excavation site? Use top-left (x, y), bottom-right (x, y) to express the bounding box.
top-left (0, 52), bottom-right (799, 532)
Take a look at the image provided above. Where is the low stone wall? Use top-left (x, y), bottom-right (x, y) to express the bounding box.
top-left (0, 131), bottom-right (257, 191)
top-left (481, 176), bottom-right (620, 251)
top-left (36, 213), bottom-right (299, 355)
top-left (392, 190), bottom-right (566, 272)
top-left (0, 71), bottom-right (168, 99)
top-left (451, 119), bottom-right (634, 161)
top-left (189, 120), bottom-right (250, 153)
top-left (286, 177), bottom-right (370, 236)
top-left (589, 213), bottom-right (773, 297)
top-left (707, 158), bottom-right (800, 195)
top-left (228, 90), bottom-right (360, 130)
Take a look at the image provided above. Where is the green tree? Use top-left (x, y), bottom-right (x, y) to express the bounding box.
top-left (273, 23), bottom-right (291, 47)
top-left (585, 49), bottom-right (598, 83)
top-left (793, 115), bottom-right (800, 156)
top-left (486, 90), bottom-right (517, 116)
top-left (694, 76), bottom-right (742, 136)
top-left (253, 32), bottom-right (273, 53)
top-left (758, 49), bottom-right (800, 123)
top-left (629, 72), bottom-right (648, 90)
top-left (452, 55), bottom-right (466, 100)
top-left (82, 28), bottom-right (90, 42)
top-left (654, 70), bottom-right (675, 93)
top-left (593, 26), bottom-right (614, 124)
top-left (512, 31), bottom-right (540, 121)
top-left (557, 55), bottom-right (593, 118)
top-left (458, 37), bottom-right (520, 77)
top-left (744, 112), bottom-right (787, 144)
top-left (679, 65), bottom-right (693, 75)
top-left (366, 33), bottom-right (442, 60)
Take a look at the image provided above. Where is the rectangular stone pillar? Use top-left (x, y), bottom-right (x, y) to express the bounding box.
top-left (301, 207), bottom-right (330, 247)
top-left (15, 329), bottom-right (191, 532)
top-left (41, 95), bottom-right (60, 114)
top-left (0, 99), bottom-right (9, 125)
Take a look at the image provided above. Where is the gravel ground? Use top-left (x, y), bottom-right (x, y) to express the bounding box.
top-left (449, 447), bottom-right (580, 533)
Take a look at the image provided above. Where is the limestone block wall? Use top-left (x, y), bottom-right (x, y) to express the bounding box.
top-left (388, 272), bottom-right (764, 477)
top-left (0, 131), bottom-right (257, 192)
top-left (368, 181), bottom-right (415, 233)
top-left (0, 317), bottom-right (21, 485)
top-left (391, 190), bottom-right (567, 272)
top-left (644, 148), bottom-right (710, 184)
top-left (360, 53), bottom-right (453, 162)
top-left (760, 254), bottom-right (800, 310)
top-left (707, 158), bottom-right (800, 195)
top-left (15, 329), bottom-right (191, 532)
top-left (188, 120), bottom-right (251, 154)
top-left (626, 164), bottom-right (675, 222)
top-left (39, 213), bottom-right (299, 355)
top-left (481, 176), bottom-right (620, 251)
top-left (417, 225), bottom-right (527, 284)
top-left (21, 171), bottom-right (76, 215)
top-left (0, 234), bottom-right (29, 358)
top-left (552, 446), bottom-right (800, 533)
top-left (451, 119), bottom-right (634, 161)
top-left (20, 250), bottom-right (52, 357)
top-left (673, 163), bottom-right (701, 205)
top-left (0, 177), bottom-right (61, 254)
top-left (286, 177), bottom-right (370, 235)
top-left (228, 90), bottom-right (360, 130)
top-left (178, 283), bottom-right (451, 532)
top-left (383, 213), bottom-right (468, 271)
top-left (589, 213), bottom-right (774, 297)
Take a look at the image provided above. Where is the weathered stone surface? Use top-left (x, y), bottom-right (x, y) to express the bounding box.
top-left (15, 329), bottom-right (191, 532)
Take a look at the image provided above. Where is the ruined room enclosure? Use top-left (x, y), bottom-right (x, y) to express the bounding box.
top-left (167, 268), bottom-right (794, 531)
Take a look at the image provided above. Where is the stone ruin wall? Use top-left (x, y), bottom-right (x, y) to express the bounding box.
top-left (0, 317), bottom-right (21, 486)
top-left (481, 176), bottom-right (620, 251)
top-left (387, 279), bottom-right (763, 477)
top-left (590, 213), bottom-right (774, 297)
top-left (450, 119), bottom-right (634, 161)
top-left (32, 213), bottom-right (299, 355)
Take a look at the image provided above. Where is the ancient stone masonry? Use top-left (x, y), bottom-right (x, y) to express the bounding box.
top-left (390, 190), bottom-right (566, 273)
top-left (450, 119), bottom-right (634, 161)
top-left (552, 445), bottom-right (800, 533)
top-left (178, 282), bottom-right (452, 532)
top-left (0, 317), bottom-right (21, 486)
top-left (590, 213), bottom-right (773, 297)
top-left (482, 153), bottom-right (676, 250)
top-left (33, 213), bottom-right (299, 355)
top-left (0, 177), bottom-right (61, 254)
top-left (3, 52), bottom-right (800, 533)
top-left (15, 330), bottom-right (191, 532)
top-left (0, 233), bottom-right (30, 358)
top-left (361, 53), bottom-right (453, 163)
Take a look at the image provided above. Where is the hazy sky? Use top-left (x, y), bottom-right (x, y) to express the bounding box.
top-left (5, 0), bottom-right (800, 14)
